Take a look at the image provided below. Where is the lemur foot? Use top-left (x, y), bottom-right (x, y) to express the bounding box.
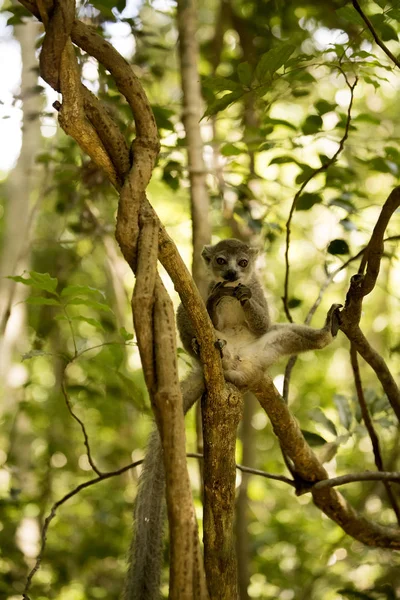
top-left (325, 303), bottom-right (343, 337)
top-left (232, 283), bottom-right (252, 304)
top-left (191, 337), bottom-right (200, 355)
top-left (214, 338), bottom-right (227, 357)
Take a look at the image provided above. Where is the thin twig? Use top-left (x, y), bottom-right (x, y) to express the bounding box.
top-left (22, 459), bottom-right (142, 599)
top-left (352, 0), bottom-right (400, 69)
top-left (61, 373), bottom-right (103, 476)
top-left (186, 452), bottom-right (295, 486)
top-left (312, 471), bottom-right (400, 491)
top-left (283, 71), bottom-right (357, 322)
top-left (350, 344), bottom-right (400, 524)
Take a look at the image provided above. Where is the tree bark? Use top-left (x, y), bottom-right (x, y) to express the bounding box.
top-left (0, 19), bottom-right (42, 387)
top-left (177, 0), bottom-right (211, 298)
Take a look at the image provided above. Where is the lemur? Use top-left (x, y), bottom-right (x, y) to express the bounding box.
top-left (177, 238), bottom-right (341, 385)
top-left (124, 238), bottom-right (341, 600)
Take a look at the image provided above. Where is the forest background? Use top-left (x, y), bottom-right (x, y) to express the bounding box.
top-left (0, 0), bottom-right (399, 599)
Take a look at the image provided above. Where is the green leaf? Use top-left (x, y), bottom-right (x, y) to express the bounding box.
top-left (61, 285), bottom-right (105, 298)
top-left (203, 76), bottom-right (241, 93)
top-left (287, 297), bottom-right (302, 309)
top-left (108, 343), bottom-right (124, 368)
top-left (334, 394), bottom-right (353, 430)
top-left (327, 239), bottom-right (350, 255)
top-left (302, 114), bottom-right (323, 135)
top-left (296, 193), bottom-right (322, 211)
top-left (151, 105), bottom-right (175, 131)
top-left (353, 113), bottom-right (380, 125)
top-left (72, 316), bottom-right (105, 330)
top-left (385, 146), bottom-right (400, 162)
top-left (119, 327), bottom-right (134, 341)
top-left (295, 165), bottom-right (315, 184)
top-left (265, 118), bottom-right (297, 131)
top-left (25, 297), bottom-right (61, 306)
top-left (203, 91), bottom-right (242, 118)
top-left (90, 0), bottom-right (116, 19)
top-left (220, 143), bottom-right (243, 156)
top-left (309, 408), bottom-right (338, 436)
top-left (292, 89), bottom-right (310, 97)
top-left (315, 100), bottom-right (336, 115)
top-left (269, 155), bottom-right (296, 165)
top-left (255, 43), bottom-right (296, 84)
top-left (65, 298), bottom-right (113, 312)
top-left (336, 6), bottom-right (364, 26)
top-left (301, 430), bottom-right (327, 447)
top-left (8, 271), bottom-right (58, 294)
top-left (237, 62), bottom-right (253, 87)
top-left (387, 8), bottom-right (400, 20)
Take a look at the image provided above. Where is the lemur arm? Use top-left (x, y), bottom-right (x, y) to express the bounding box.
top-left (176, 302), bottom-right (198, 358)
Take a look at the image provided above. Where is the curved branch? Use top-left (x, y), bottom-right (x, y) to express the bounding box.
top-left (251, 375), bottom-right (400, 549)
top-left (350, 344), bottom-right (400, 523)
top-left (283, 72), bottom-right (357, 322)
top-left (22, 459), bottom-right (142, 600)
top-left (340, 187), bottom-right (400, 421)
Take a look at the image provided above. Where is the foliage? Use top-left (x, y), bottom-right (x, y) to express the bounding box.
top-left (0, 0), bottom-right (400, 598)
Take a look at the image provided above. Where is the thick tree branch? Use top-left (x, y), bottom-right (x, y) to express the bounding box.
top-left (251, 375), bottom-right (400, 549)
top-left (18, 2), bottom-right (212, 597)
top-left (202, 384), bottom-right (243, 600)
top-left (340, 187), bottom-right (400, 421)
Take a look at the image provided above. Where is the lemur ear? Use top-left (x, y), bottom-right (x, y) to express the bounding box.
top-left (201, 245), bottom-right (214, 264)
top-left (249, 247), bottom-right (259, 258)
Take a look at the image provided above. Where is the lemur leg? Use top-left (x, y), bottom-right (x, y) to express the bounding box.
top-left (262, 303), bottom-right (342, 357)
top-left (223, 358), bottom-right (264, 387)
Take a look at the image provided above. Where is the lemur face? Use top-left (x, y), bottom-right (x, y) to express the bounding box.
top-left (201, 239), bottom-right (258, 285)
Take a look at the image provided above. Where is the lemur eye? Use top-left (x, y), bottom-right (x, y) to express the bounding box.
top-left (238, 259), bottom-right (248, 268)
top-left (216, 257), bottom-right (227, 265)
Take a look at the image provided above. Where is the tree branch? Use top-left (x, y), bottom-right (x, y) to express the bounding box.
top-left (340, 187), bottom-right (400, 421)
top-left (22, 459), bottom-right (142, 600)
top-left (350, 344), bottom-right (400, 524)
top-left (312, 471), bottom-right (400, 490)
top-left (251, 375), bottom-right (400, 549)
top-left (283, 71), bottom-right (357, 322)
top-left (352, 0), bottom-right (400, 69)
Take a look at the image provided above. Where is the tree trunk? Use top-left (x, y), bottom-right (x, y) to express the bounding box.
top-left (0, 18), bottom-right (42, 396)
top-left (177, 0), bottom-right (211, 298)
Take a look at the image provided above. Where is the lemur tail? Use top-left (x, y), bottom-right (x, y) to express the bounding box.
top-left (123, 369), bottom-right (205, 600)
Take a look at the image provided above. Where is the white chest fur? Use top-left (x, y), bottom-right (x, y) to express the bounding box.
top-left (214, 297), bottom-right (246, 330)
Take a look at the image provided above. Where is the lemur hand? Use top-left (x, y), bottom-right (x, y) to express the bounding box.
top-left (206, 282), bottom-right (236, 316)
top-left (324, 303), bottom-right (343, 336)
top-left (233, 283), bottom-right (252, 304)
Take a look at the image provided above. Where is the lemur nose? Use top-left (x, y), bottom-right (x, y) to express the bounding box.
top-left (224, 269), bottom-right (237, 281)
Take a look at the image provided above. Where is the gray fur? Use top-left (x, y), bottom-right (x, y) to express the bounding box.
top-left (124, 370), bottom-right (205, 600)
